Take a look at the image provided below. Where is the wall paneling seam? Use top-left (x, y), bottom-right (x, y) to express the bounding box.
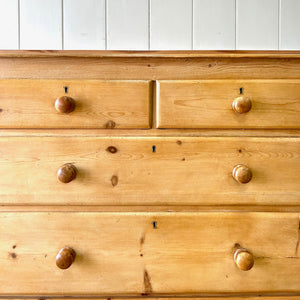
top-left (148, 0), bottom-right (151, 50)
top-left (18, 0), bottom-right (20, 49)
top-left (62, 0), bottom-right (64, 50)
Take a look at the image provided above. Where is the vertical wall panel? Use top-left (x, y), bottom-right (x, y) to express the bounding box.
top-left (236, 0), bottom-right (279, 50)
top-left (193, 0), bottom-right (235, 50)
top-left (64, 0), bottom-right (105, 50)
top-left (20, 0), bottom-right (62, 50)
top-left (280, 0), bottom-right (300, 50)
top-left (107, 0), bottom-right (148, 50)
top-left (0, 0), bottom-right (19, 49)
top-left (150, 0), bottom-right (192, 50)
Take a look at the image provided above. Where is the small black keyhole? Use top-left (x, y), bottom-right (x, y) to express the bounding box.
top-left (239, 87), bottom-right (243, 94)
top-left (152, 145), bottom-right (156, 153)
top-left (64, 86), bottom-right (68, 94)
top-left (152, 221), bottom-right (157, 229)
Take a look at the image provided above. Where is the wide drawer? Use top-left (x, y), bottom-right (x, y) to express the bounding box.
top-left (156, 80), bottom-right (300, 129)
top-left (0, 212), bottom-right (299, 295)
top-left (0, 80), bottom-right (151, 128)
top-left (0, 136), bottom-right (299, 205)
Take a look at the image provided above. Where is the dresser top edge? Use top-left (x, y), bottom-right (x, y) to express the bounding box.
top-left (1, 50), bottom-right (300, 59)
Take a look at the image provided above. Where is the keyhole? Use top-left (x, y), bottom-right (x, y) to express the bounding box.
top-left (152, 221), bottom-right (157, 229)
top-left (152, 145), bottom-right (156, 153)
top-left (64, 86), bottom-right (68, 94)
top-left (239, 87), bottom-right (243, 94)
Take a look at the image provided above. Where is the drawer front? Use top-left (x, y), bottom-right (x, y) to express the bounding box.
top-left (0, 136), bottom-right (299, 205)
top-left (156, 80), bottom-right (300, 129)
top-left (0, 80), bottom-right (151, 128)
top-left (0, 212), bottom-right (299, 295)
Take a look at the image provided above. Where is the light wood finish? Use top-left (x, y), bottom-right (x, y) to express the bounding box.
top-left (8, 297), bottom-right (300, 300)
top-left (0, 80), bottom-right (151, 129)
top-left (0, 51), bottom-right (299, 298)
top-left (1, 56), bottom-right (300, 80)
top-left (0, 212), bottom-right (299, 295)
top-left (0, 205), bottom-right (300, 213)
top-left (157, 80), bottom-right (300, 129)
top-left (1, 50), bottom-right (300, 58)
top-left (0, 136), bottom-right (299, 206)
top-left (0, 128), bottom-right (299, 138)
top-left (115, 294), bottom-right (300, 300)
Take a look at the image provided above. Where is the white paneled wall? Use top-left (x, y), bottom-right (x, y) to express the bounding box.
top-left (0, 0), bottom-right (299, 50)
top-left (20, 0), bottom-right (62, 49)
top-left (107, 0), bottom-right (148, 50)
top-left (0, 0), bottom-right (18, 49)
top-left (151, 0), bottom-right (192, 50)
top-left (64, 0), bottom-right (105, 50)
top-left (280, 0), bottom-right (300, 50)
top-left (193, 0), bottom-right (235, 50)
top-left (236, 0), bottom-right (279, 50)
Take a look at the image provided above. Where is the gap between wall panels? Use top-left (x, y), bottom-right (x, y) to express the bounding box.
top-left (0, 0), bottom-right (299, 50)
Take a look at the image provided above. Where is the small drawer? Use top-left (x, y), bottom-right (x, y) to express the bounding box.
top-left (0, 212), bottom-right (299, 295)
top-left (0, 80), bottom-right (151, 129)
top-left (0, 136), bottom-right (299, 205)
top-left (156, 80), bottom-right (300, 129)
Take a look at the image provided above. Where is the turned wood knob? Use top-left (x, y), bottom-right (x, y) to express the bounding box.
top-left (55, 96), bottom-right (75, 114)
top-left (57, 163), bottom-right (77, 183)
top-left (234, 248), bottom-right (254, 271)
top-left (232, 164), bottom-right (252, 184)
top-left (232, 96), bottom-right (252, 114)
top-left (56, 247), bottom-right (76, 269)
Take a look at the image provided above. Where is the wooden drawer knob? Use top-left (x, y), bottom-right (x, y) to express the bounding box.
top-left (56, 247), bottom-right (76, 269)
top-left (55, 96), bottom-right (75, 114)
top-left (232, 96), bottom-right (252, 114)
top-left (57, 163), bottom-right (77, 183)
top-left (234, 248), bottom-right (254, 271)
top-left (232, 164), bottom-right (252, 184)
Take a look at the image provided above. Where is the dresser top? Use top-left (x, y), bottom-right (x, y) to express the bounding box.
top-left (0, 50), bottom-right (300, 58)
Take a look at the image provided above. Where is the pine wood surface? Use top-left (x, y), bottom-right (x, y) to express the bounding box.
top-left (0, 129), bottom-right (299, 137)
top-left (0, 136), bottom-right (298, 206)
top-left (157, 80), bottom-right (300, 129)
top-left (0, 212), bottom-right (299, 295)
top-left (0, 51), bottom-right (299, 298)
top-left (0, 80), bottom-right (151, 129)
top-left (1, 50), bottom-right (300, 58)
top-left (1, 57), bottom-right (300, 80)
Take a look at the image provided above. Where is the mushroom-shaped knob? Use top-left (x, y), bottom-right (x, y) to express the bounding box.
top-left (56, 247), bottom-right (76, 269)
top-left (232, 164), bottom-right (252, 184)
top-left (232, 96), bottom-right (252, 114)
top-left (234, 248), bottom-right (254, 271)
top-left (57, 163), bottom-right (77, 183)
top-left (55, 96), bottom-right (75, 114)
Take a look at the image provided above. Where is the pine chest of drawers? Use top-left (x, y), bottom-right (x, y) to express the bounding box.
top-left (0, 50), bottom-right (299, 299)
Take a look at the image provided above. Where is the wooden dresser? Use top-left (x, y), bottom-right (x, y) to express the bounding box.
top-left (0, 51), bottom-right (299, 299)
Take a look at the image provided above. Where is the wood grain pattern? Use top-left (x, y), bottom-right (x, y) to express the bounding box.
top-left (0, 136), bottom-right (298, 206)
top-left (0, 128), bottom-right (299, 138)
top-left (0, 212), bottom-right (299, 295)
top-left (116, 297), bottom-right (300, 300)
top-left (157, 80), bottom-right (300, 129)
top-left (0, 50), bottom-right (300, 58)
top-left (0, 80), bottom-right (151, 128)
top-left (1, 56), bottom-right (300, 80)
top-left (5, 297), bottom-right (300, 300)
